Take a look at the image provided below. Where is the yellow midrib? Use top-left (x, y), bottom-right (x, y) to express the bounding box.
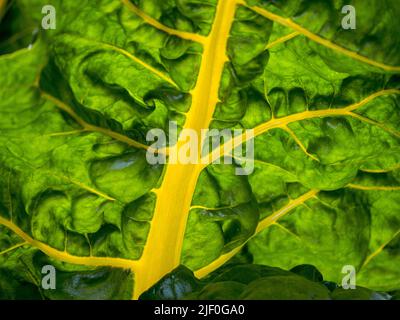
top-left (131, 0), bottom-right (239, 299)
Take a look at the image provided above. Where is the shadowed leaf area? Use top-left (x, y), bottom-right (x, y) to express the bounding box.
top-left (140, 264), bottom-right (393, 300)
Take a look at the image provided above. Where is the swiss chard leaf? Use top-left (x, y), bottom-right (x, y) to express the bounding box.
top-left (0, 0), bottom-right (399, 299)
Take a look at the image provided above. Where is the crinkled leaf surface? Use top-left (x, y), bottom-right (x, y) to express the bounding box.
top-left (0, 0), bottom-right (399, 299)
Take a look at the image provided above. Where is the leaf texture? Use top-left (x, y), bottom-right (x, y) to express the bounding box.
top-left (0, 0), bottom-right (399, 299)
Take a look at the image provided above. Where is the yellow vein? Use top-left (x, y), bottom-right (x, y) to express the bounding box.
top-left (256, 189), bottom-right (319, 232)
top-left (66, 177), bottom-right (116, 201)
top-left (347, 184), bottom-right (400, 191)
top-left (195, 189), bottom-right (319, 278)
top-left (282, 125), bottom-right (319, 161)
top-left (47, 129), bottom-right (87, 137)
top-left (345, 89), bottom-right (400, 111)
top-left (190, 204), bottom-right (237, 211)
top-left (120, 0), bottom-right (206, 44)
top-left (348, 112), bottom-right (400, 138)
top-left (241, 1), bottom-right (400, 72)
top-left (0, 241), bottom-right (28, 256)
top-left (360, 164), bottom-right (400, 173)
top-left (3, 148), bottom-right (115, 202)
top-left (274, 222), bottom-right (301, 240)
top-left (265, 31), bottom-right (300, 50)
top-left (41, 92), bottom-right (159, 152)
top-left (204, 89), bottom-right (400, 165)
top-left (0, 215), bottom-right (138, 270)
top-left (101, 43), bottom-right (178, 87)
top-left (233, 156), bottom-right (298, 178)
top-left (60, 34), bottom-right (178, 87)
top-left (362, 229), bottom-right (400, 268)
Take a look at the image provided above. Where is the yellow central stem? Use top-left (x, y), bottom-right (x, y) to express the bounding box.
top-left (132, 0), bottom-right (239, 299)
